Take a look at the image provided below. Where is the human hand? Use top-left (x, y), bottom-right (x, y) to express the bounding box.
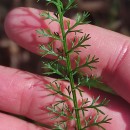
top-left (0, 7), bottom-right (130, 130)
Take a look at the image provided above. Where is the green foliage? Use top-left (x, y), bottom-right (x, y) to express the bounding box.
top-left (37, 0), bottom-right (112, 129)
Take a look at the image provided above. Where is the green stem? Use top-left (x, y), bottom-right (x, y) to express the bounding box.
top-left (56, 0), bottom-right (82, 129)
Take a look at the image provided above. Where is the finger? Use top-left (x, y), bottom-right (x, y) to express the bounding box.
top-left (0, 65), bottom-right (57, 126)
top-left (0, 113), bottom-right (46, 130)
top-left (4, 7), bottom-right (130, 103)
top-left (0, 65), bottom-right (130, 129)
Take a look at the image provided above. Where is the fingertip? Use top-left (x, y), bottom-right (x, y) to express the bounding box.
top-left (4, 7), bottom-right (41, 32)
top-left (4, 7), bottom-right (42, 53)
top-left (0, 113), bottom-right (44, 130)
top-left (4, 7), bottom-right (61, 54)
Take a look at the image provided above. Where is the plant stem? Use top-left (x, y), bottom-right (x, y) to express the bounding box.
top-left (57, 0), bottom-right (81, 129)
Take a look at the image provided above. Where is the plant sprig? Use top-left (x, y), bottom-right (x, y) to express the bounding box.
top-left (37, 0), bottom-right (112, 129)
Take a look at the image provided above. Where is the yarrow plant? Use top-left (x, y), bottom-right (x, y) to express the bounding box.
top-left (36, 0), bottom-right (112, 129)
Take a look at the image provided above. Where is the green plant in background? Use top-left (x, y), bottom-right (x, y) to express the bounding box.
top-left (36, 0), bottom-right (112, 129)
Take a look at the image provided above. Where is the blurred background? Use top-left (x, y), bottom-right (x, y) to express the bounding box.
top-left (0, 0), bottom-right (130, 74)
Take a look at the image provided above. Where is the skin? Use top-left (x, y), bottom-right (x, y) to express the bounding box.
top-left (0, 7), bottom-right (130, 129)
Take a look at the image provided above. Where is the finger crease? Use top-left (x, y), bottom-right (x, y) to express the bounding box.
top-left (110, 40), bottom-right (130, 73)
